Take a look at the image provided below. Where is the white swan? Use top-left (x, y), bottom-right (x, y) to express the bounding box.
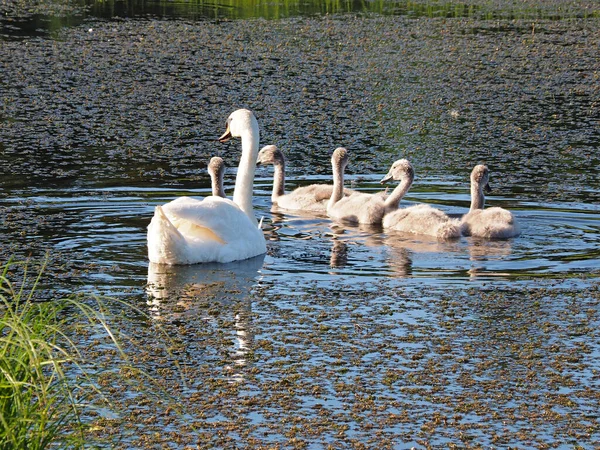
top-left (381, 161), bottom-right (461, 240)
top-left (147, 109), bottom-right (267, 264)
top-left (207, 156), bottom-right (226, 198)
top-left (326, 149), bottom-right (411, 225)
top-left (460, 164), bottom-right (520, 239)
top-left (257, 144), bottom-right (355, 212)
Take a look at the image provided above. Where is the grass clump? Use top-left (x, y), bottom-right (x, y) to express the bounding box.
top-left (0, 258), bottom-right (129, 449)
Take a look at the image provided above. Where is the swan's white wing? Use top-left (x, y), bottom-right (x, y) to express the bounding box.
top-left (162, 196), bottom-right (252, 242)
top-left (157, 196), bottom-right (266, 263)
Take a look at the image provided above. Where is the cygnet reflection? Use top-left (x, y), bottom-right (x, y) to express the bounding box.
top-left (329, 238), bottom-right (348, 268)
top-left (326, 222), bottom-right (387, 274)
top-left (383, 232), bottom-right (463, 278)
top-left (466, 238), bottom-right (515, 280)
top-left (467, 238), bottom-right (514, 261)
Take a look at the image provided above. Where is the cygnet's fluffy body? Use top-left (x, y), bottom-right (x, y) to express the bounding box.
top-left (383, 204), bottom-right (461, 240)
top-left (380, 160), bottom-right (460, 240)
top-left (327, 150), bottom-right (412, 225)
top-left (257, 145), bottom-right (355, 212)
top-left (460, 164), bottom-right (520, 239)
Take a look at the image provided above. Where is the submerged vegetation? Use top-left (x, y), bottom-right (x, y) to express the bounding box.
top-left (0, 259), bottom-right (182, 449)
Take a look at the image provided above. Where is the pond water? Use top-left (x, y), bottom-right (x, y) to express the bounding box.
top-left (1, 0), bottom-right (599, 447)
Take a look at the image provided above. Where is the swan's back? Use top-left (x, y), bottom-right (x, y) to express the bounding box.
top-left (276, 184), bottom-right (329, 211)
top-left (147, 206), bottom-right (189, 265)
top-left (148, 196), bottom-right (266, 264)
top-left (383, 203), bottom-right (461, 240)
top-left (461, 206), bottom-right (520, 239)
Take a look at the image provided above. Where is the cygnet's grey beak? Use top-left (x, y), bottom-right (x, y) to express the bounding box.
top-left (380, 173), bottom-right (393, 184)
top-left (484, 182), bottom-right (492, 193)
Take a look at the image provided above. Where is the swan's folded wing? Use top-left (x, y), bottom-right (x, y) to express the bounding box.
top-left (162, 196), bottom-right (255, 244)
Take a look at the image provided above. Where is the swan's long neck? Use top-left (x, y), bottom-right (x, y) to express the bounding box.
top-left (384, 175), bottom-right (413, 213)
top-left (233, 126), bottom-right (260, 225)
top-left (272, 159), bottom-right (285, 202)
top-left (327, 160), bottom-right (345, 211)
top-left (470, 182), bottom-right (485, 211)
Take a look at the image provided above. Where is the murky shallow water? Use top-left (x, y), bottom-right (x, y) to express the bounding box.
top-left (1, 6), bottom-right (599, 448)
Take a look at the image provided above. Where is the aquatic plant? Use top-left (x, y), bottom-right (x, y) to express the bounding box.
top-left (0, 258), bottom-right (150, 449)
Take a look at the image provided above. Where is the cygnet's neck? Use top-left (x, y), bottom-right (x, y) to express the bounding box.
top-left (233, 126), bottom-right (260, 225)
top-left (383, 173), bottom-right (414, 213)
top-left (470, 181), bottom-right (486, 211)
top-left (210, 165), bottom-right (226, 198)
top-left (271, 158), bottom-right (285, 202)
top-left (212, 175), bottom-right (225, 198)
top-left (327, 159), bottom-right (346, 211)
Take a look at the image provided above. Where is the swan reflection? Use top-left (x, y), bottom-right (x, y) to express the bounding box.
top-left (146, 254), bottom-right (265, 382)
top-left (384, 244), bottom-right (413, 277)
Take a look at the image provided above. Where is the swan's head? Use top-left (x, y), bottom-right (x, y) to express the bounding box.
top-left (257, 145), bottom-right (284, 166)
top-left (208, 156), bottom-right (225, 179)
top-left (380, 159), bottom-right (414, 184)
top-left (218, 109), bottom-right (258, 142)
top-left (471, 164), bottom-right (491, 193)
top-left (331, 147), bottom-right (349, 171)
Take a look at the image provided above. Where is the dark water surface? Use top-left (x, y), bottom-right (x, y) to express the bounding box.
top-left (1, 2), bottom-right (599, 448)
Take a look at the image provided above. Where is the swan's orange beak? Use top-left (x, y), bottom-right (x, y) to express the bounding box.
top-left (218, 123), bottom-right (232, 143)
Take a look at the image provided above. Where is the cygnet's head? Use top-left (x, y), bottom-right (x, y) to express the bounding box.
top-left (331, 147), bottom-right (349, 171)
top-left (218, 109), bottom-right (258, 142)
top-left (471, 164), bottom-right (491, 192)
top-left (380, 159), bottom-right (414, 184)
top-left (257, 145), bottom-right (284, 166)
top-left (208, 156), bottom-right (225, 178)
